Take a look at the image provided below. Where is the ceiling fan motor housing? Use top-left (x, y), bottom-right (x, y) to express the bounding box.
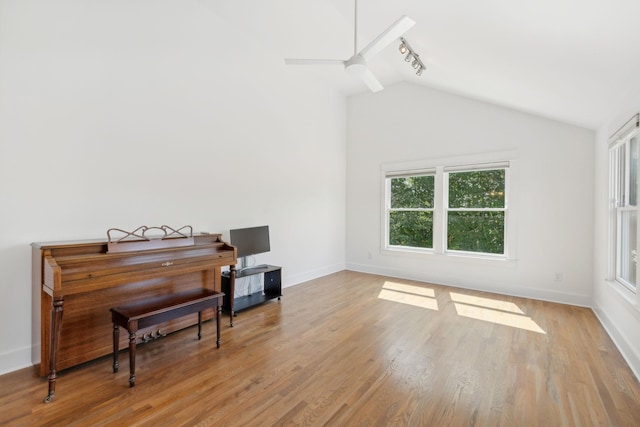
top-left (345, 55), bottom-right (367, 74)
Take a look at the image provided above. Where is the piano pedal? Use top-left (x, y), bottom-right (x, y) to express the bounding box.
top-left (145, 330), bottom-right (165, 341)
top-left (139, 330), bottom-right (166, 344)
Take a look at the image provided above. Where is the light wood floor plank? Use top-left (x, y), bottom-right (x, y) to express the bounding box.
top-left (1, 271), bottom-right (639, 426)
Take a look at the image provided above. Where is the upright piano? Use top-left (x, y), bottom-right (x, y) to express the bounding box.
top-left (32, 228), bottom-right (236, 402)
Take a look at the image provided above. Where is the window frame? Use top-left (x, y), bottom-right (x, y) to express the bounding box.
top-left (444, 166), bottom-right (508, 257)
top-left (382, 151), bottom-right (517, 262)
top-left (385, 171), bottom-right (436, 251)
top-left (609, 115), bottom-right (640, 294)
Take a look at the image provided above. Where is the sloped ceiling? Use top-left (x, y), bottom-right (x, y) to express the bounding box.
top-left (210, 0), bottom-right (640, 130)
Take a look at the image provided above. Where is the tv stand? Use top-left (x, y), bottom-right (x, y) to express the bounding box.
top-left (221, 265), bottom-right (281, 323)
top-left (238, 264), bottom-right (269, 275)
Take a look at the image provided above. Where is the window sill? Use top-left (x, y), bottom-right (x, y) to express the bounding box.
top-left (444, 249), bottom-right (507, 261)
top-left (382, 246), bottom-right (517, 267)
top-left (606, 279), bottom-right (640, 310)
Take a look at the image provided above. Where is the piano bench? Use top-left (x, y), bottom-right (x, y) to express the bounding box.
top-left (110, 288), bottom-right (224, 387)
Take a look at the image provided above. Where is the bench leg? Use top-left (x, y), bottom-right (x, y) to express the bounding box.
top-left (112, 323), bottom-right (119, 373)
top-left (128, 331), bottom-right (136, 387)
top-left (198, 311), bottom-right (202, 340)
top-left (216, 305), bottom-right (221, 348)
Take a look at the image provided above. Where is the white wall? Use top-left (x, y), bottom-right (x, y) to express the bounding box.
top-left (346, 82), bottom-right (594, 305)
top-left (0, 1), bottom-right (346, 374)
top-left (592, 100), bottom-right (640, 379)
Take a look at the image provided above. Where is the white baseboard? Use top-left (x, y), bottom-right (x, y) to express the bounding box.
top-left (283, 262), bottom-right (346, 288)
top-left (346, 262), bottom-right (592, 307)
top-left (591, 305), bottom-right (640, 381)
top-left (0, 345), bottom-right (33, 376)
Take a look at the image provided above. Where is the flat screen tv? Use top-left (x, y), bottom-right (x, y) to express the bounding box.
top-left (229, 225), bottom-right (270, 262)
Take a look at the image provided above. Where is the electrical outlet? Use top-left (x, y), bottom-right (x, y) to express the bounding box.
top-left (554, 272), bottom-right (563, 282)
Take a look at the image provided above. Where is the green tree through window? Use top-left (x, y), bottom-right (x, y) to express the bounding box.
top-left (389, 175), bottom-right (434, 248)
top-left (386, 165), bottom-right (508, 256)
top-left (447, 169), bottom-right (505, 254)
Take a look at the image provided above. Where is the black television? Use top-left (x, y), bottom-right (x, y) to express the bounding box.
top-left (229, 225), bottom-right (270, 269)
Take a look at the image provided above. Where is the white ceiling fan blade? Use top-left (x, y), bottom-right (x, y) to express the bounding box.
top-left (359, 15), bottom-right (416, 61)
top-left (346, 62), bottom-right (383, 92)
top-left (284, 59), bottom-right (345, 66)
top-left (358, 67), bottom-right (383, 92)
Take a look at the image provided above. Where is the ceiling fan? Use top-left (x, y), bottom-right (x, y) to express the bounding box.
top-left (284, 0), bottom-right (415, 93)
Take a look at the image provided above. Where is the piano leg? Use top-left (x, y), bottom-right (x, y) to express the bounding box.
top-left (44, 297), bottom-right (64, 403)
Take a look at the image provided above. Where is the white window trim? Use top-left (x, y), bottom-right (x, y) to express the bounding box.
top-left (381, 150), bottom-right (518, 263)
top-left (608, 114), bottom-right (640, 300)
top-left (444, 166), bottom-right (509, 257)
top-left (384, 172), bottom-right (436, 252)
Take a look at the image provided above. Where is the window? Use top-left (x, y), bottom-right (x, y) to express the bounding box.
top-left (387, 173), bottom-right (435, 249)
top-left (384, 157), bottom-right (511, 259)
top-left (446, 168), bottom-right (506, 255)
top-left (609, 114), bottom-right (640, 292)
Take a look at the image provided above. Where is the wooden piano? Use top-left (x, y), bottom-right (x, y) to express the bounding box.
top-left (31, 226), bottom-right (236, 403)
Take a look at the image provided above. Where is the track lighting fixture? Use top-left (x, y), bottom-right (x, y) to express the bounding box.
top-left (399, 37), bottom-right (425, 76)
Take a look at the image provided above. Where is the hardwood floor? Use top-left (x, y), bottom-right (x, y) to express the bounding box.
top-left (2, 271), bottom-right (640, 426)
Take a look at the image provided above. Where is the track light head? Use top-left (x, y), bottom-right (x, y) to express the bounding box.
top-left (398, 37), bottom-right (425, 77)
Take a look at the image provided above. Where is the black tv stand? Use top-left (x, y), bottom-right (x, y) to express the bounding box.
top-left (238, 264), bottom-right (270, 275)
top-left (221, 265), bottom-right (281, 321)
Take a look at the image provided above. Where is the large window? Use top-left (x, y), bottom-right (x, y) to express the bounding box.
top-left (385, 159), bottom-right (510, 258)
top-left (609, 115), bottom-right (640, 292)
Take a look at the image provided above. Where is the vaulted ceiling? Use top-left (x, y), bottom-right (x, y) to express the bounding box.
top-left (213, 0), bottom-right (640, 130)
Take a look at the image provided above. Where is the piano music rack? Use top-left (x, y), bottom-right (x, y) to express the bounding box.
top-left (107, 225), bottom-right (195, 253)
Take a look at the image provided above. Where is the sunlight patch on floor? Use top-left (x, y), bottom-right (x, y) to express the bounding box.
top-left (449, 292), bottom-right (524, 314)
top-left (382, 281), bottom-right (436, 297)
top-left (453, 302), bottom-right (546, 334)
top-left (378, 281), bottom-right (439, 310)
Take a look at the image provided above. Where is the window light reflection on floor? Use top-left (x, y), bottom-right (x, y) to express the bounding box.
top-left (377, 281), bottom-right (546, 334)
top-left (377, 281), bottom-right (439, 311)
top-left (449, 292), bottom-right (524, 314)
top-left (381, 281), bottom-right (436, 297)
top-left (451, 294), bottom-right (546, 334)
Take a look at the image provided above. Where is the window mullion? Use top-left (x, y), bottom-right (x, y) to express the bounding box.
top-left (433, 167), bottom-right (445, 254)
top-left (636, 146), bottom-right (640, 301)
